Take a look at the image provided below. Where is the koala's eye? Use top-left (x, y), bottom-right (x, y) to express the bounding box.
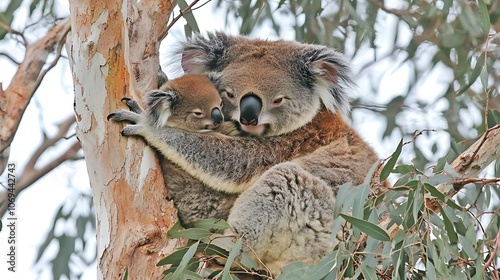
top-left (223, 89), bottom-right (236, 103)
top-left (193, 110), bottom-right (204, 118)
top-left (271, 96), bottom-right (285, 107)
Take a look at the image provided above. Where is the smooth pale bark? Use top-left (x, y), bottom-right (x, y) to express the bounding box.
top-left (67, 1), bottom-right (178, 279)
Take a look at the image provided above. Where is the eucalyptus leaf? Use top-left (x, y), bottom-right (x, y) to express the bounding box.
top-left (380, 138), bottom-right (403, 182)
top-left (177, 0), bottom-right (200, 34)
top-left (339, 214), bottom-right (390, 241)
top-left (171, 241), bottom-right (199, 279)
top-left (192, 218), bottom-right (230, 231)
top-left (222, 239), bottom-right (242, 279)
top-left (240, 252), bottom-right (258, 269)
top-left (476, 0), bottom-right (491, 35)
top-left (436, 204), bottom-right (458, 244)
top-left (480, 65), bottom-right (488, 88)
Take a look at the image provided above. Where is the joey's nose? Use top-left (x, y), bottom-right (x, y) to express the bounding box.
top-left (240, 94), bottom-right (262, 126)
top-left (211, 108), bottom-right (223, 125)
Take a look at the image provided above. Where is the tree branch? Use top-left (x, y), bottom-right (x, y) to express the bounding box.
top-left (436, 124), bottom-right (500, 199)
top-left (0, 52), bottom-right (21, 65)
top-left (0, 18), bottom-right (71, 175)
top-left (23, 116), bottom-right (77, 174)
top-left (0, 116), bottom-right (81, 218)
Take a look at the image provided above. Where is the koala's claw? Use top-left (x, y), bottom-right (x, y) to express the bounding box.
top-left (108, 109), bottom-right (142, 124)
top-left (122, 98), bottom-right (144, 114)
top-left (107, 113), bottom-right (116, 121)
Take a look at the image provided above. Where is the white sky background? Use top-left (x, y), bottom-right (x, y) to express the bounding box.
top-left (0, 1), bottom-right (493, 279)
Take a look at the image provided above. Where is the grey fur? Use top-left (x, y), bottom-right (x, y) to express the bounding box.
top-left (109, 33), bottom-right (381, 275)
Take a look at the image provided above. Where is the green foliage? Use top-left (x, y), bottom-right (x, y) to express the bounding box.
top-left (35, 193), bottom-right (96, 280)
top-left (380, 138), bottom-right (403, 182)
top-left (0, 0), bottom-right (57, 39)
top-left (162, 159), bottom-right (499, 278)
top-left (0, 0), bottom-right (22, 39)
top-left (177, 0), bottom-right (200, 37)
top-left (157, 218), bottom-right (270, 279)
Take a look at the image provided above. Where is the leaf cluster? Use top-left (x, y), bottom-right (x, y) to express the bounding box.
top-left (162, 151), bottom-right (499, 279)
top-left (35, 193), bottom-right (96, 280)
top-left (157, 218), bottom-right (265, 280)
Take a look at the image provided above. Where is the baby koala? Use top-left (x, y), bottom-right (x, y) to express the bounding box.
top-left (145, 74), bottom-right (239, 136)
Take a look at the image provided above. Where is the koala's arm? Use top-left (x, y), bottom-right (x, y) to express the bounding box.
top-left (119, 122), bottom-right (287, 193)
top-left (292, 135), bottom-right (379, 190)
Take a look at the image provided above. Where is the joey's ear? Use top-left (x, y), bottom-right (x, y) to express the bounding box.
top-left (145, 89), bottom-right (179, 128)
top-left (180, 32), bottom-right (233, 74)
top-left (300, 46), bottom-right (354, 114)
top-left (145, 89), bottom-right (178, 111)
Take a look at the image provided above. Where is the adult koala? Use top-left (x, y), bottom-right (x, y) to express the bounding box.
top-left (109, 32), bottom-right (381, 275)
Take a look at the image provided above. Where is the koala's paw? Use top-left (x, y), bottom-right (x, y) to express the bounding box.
top-left (108, 98), bottom-right (148, 137)
top-left (107, 97), bottom-right (146, 124)
top-left (107, 109), bottom-right (141, 124)
top-left (120, 124), bottom-right (145, 136)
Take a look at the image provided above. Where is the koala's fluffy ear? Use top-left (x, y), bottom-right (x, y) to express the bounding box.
top-left (145, 89), bottom-right (178, 128)
top-left (180, 32), bottom-right (232, 74)
top-left (300, 47), bottom-right (354, 115)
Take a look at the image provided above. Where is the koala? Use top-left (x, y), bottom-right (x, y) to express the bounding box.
top-left (108, 32), bottom-right (382, 275)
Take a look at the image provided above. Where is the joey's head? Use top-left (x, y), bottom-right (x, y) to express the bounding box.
top-left (145, 74), bottom-right (224, 131)
top-left (178, 32), bottom-right (354, 137)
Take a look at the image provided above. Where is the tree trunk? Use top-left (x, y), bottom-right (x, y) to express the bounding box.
top-left (67, 1), bottom-right (178, 279)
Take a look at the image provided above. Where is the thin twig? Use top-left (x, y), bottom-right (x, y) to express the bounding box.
top-left (0, 140), bottom-right (81, 218)
top-left (23, 116), bottom-right (76, 173)
top-left (166, 0), bottom-right (202, 32)
top-left (461, 32), bottom-right (496, 171)
top-left (403, 129), bottom-right (437, 146)
top-left (459, 89), bottom-right (491, 172)
top-left (0, 52), bottom-right (21, 65)
top-left (452, 177), bottom-right (500, 188)
top-left (483, 229), bottom-right (500, 270)
top-left (191, 0), bottom-right (212, 11)
top-left (34, 24), bottom-right (71, 88)
top-left (0, 21), bottom-right (28, 46)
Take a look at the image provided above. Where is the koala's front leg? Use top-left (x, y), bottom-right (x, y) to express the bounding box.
top-left (108, 98), bottom-right (155, 138)
top-left (107, 98), bottom-right (144, 124)
top-left (227, 162), bottom-right (335, 275)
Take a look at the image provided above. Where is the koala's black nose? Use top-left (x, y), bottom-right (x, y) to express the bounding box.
top-left (211, 108), bottom-right (223, 125)
top-left (240, 94), bottom-right (262, 126)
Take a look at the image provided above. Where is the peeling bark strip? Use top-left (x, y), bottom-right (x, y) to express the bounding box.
top-left (0, 19), bottom-right (71, 174)
top-left (67, 1), bottom-right (176, 279)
